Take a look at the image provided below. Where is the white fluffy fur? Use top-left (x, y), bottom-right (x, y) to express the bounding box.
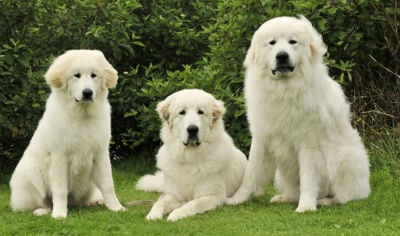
top-left (136, 89), bottom-right (247, 221)
top-left (9, 50), bottom-right (125, 218)
top-left (227, 16), bottom-right (370, 212)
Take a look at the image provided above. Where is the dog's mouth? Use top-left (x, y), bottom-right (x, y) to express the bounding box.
top-left (272, 66), bottom-right (295, 75)
top-left (74, 97), bottom-right (93, 103)
top-left (183, 124), bottom-right (201, 146)
top-left (74, 88), bottom-right (94, 103)
top-left (183, 137), bottom-right (201, 146)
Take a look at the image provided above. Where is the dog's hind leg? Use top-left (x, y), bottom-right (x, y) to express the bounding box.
top-left (10, 176), bottom-right (50, 215)
top-left (330, 144), bottom-right (370, 204)
top-left (33, 207), bottom-right (52, 216)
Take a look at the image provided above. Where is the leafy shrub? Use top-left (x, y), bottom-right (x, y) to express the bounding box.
top-left (0, 0), bottom-right (144, 168)
top-left (0, 38), bottom-right (49, 171)
top-left (0, 0), bottom-right (398, 170)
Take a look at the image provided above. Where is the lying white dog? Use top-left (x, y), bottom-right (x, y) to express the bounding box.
top-left (10, 50), bottom-right (126, 218)
top-left (228, 16), bottom-right (370, 212)
top-left (136, 89), bottom-right (247, 221)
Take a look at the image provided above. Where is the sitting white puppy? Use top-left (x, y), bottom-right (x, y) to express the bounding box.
top-left (136, 89), bottom-right (247, 221)
top-left (10, 50), bottom-right (126, 218)
top-left (228, 16), bottom-right (370, 212)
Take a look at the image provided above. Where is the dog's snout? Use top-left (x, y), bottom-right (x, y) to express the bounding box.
top-left (272, 51), bottom-right (294, 75)
top-left (82, 88), bottom-right (93, 100)
top-left (276, 51), bottom-right (289, 62)
top-left (187, 125), bottom-right (199, 136)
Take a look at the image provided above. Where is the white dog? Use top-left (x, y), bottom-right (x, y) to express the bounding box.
top-left (9, 50), bottom-right (126, 218)
top-left (136, 89), bottom-right (247, 221)
top-left (227, 16), bottom-right (370, 212)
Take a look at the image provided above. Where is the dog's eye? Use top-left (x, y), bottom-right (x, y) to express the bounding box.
top-left (74, 73), bottom-right (81, 78)
top-left (198, 110), bottom-right (204, 115)
top-left (179, 110), bottom-right (186, 115)
top-left (269, 40), bottom-right (276, 45)
top-left (289, 39), bottom-right (298, 45)
top-left (91, 73), bottom-right (97, 78)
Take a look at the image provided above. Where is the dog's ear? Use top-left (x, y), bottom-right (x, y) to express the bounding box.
top-left (102, 66), bottom-right (118, 89)
top-left (243, 43), bottom-right (256, 68)
top-left (298, 15), bottom-right (327, 61)
top-left (45, 56), bottom-right (67, 90)
top-left (98, 51), bottom-right (118, 89)
top-left (212, 99), bottom-right (226, 123)
top-left (156, 97), bottom-right (171, 122)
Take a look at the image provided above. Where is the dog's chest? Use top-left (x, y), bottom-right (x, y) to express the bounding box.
top-left (67, 156), bottom-right (94, 189)
top-left (163, 159), bottom-right (216, 199)
top-left (57, 115), bottom-right (108, 149)
top-left (57, 119), bottom-right (108, 179)
top-left (249, 87), bottom-right (321, 134)
top-left (165, 167), bottom-right (202, 199)
top-left (158, 145), bottom-right (225, 200)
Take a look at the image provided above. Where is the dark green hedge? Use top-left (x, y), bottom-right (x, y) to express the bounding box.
top-left (1, 0), bottom-right (398, 171)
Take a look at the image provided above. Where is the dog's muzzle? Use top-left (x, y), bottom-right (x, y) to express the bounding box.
top-left (184, 124), bottom-right (200, 146)
top-left (272, 51), bottom-right (294, 75)
top-left (75, 88), bottom-right (94, 103)
top-left (82, 88), bottom-right (93, 100)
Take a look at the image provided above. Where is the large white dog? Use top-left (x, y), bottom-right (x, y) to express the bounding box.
top-left (10, 50), bottom-right (126, 218)
top-left (227, 16), bottom-right (370, 212)
top-left (136, 89), bottom-right (247, 221)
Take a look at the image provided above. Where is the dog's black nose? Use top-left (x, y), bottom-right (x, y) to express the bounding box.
top-left (82, 88), bottom-right (93, 100)
top-left (187, 125), bottom-right (199, 137)
top-left (276, 51), bottom-right (289, 63)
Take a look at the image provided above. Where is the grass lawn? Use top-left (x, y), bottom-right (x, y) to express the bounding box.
top-left (1, 139), bottom-right (399, 235)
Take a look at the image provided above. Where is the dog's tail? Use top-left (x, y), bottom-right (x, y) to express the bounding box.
top-left (135, 171), bottom-right (164, 192)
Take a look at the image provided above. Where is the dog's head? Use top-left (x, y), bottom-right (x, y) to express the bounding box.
top-left (244, 15), bottom-right (327, 79)
top-left (45, 50), bottom-right (118, 103)
top-left (157, 89), bottom-right (226, 147)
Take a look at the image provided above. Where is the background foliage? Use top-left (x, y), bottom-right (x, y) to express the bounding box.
top-left (1, 0), bottom-right (399, 171)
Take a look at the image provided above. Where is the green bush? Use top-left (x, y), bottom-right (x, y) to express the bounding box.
top-left (1, 0), bottom-right (398, 170)
top-left (0, 0), bottom-right (144, 168)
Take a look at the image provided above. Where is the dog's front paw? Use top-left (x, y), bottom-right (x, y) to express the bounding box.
top-left (51, 209), bottom-right (67, 219)
top-left (226, 188), bottom-right (253, 205)
top-left (167, 209), bottom-right (187, 222)
top-left (296, 197), bottom-right (317, 212)
top-left (226, 197), bottom-right (240, 205)
top-left (295, 204), bottom-right (316, 213)
top-left (106, 202), bottom-right (126, 212)
top-left (111, 205), bottom-right (126, 212)
top-left (146, 210), bottom-right (163, 221)
top-left (226, 194), bottom-right (248, 205)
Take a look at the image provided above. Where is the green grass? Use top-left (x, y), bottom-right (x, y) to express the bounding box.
top-left (1, 136), bottom-right (399, 235)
